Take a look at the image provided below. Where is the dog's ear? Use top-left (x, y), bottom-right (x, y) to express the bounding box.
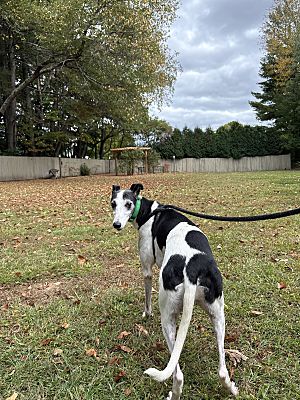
top-left (112, 185), bottom-right (120, 193)
top-left (130, 183), bottom-right (144, 196)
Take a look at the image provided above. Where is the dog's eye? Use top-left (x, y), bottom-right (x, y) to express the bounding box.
top-left (111, 201), bottom-right (116, 209)
top-left (125, 202), bottom-right (132, 210)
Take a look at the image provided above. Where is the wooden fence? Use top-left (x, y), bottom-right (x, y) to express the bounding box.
top-left (0, 154), bottom-right (291, 181)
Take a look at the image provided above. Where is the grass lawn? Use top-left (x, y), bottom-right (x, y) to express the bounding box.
top-left (0, 171), bottom-right (299, 400)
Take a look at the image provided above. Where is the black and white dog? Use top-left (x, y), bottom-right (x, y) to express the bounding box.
top-left (111, 183), bottom-right (238, 399)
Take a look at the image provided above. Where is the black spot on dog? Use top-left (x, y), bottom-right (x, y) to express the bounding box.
top-left (162, 254), bottom-right (186, 291)
top-left (153, 210), bottom-right (196, 251)
top-left (186, 253), bottom-right (223, 303)
top-left (123, 190), bottom-right (136, 202)
top-left (136, 198), bottom-right (155, 227)
top-left (185, 230), bottom-right (210, 253)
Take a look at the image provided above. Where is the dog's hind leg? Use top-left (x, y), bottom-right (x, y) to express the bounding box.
top-left (160, 289), bottom-right (184, 400)
top-left (206, 294), bottom-right (239, 397)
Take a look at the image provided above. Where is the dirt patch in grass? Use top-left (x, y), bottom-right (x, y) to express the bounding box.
top-left (0, 256), bottom-right (145, 307)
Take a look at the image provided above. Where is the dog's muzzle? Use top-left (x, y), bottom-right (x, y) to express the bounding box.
top-left (113, 221), bottom-right (122, 230)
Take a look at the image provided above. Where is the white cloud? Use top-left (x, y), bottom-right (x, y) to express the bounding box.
top-left (153, 0), bottom-right (273, 129)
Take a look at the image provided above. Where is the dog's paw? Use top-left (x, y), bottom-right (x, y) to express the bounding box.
top-left (142, 311), bottom-right (152, 319)
top-left (166, 391), bottom-right (180, 400)
top-left (230, 382), bottom-right (239, 397)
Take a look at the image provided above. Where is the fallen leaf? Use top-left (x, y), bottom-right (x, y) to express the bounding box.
top-left (78, 255), bottom-right (87, 265)
top-left (251, 310), bottom-right (263, 316)
top-left (225, 349), bottom-right (248, 367)
top-left (225, 333), bottom-right (239, 343)
top-left (135, 324), bottom-right (149, 336)
top-left (277, 282), bottom-right (287, 289)
top-left (108, 356), bottom-right (121, 366)
top-left (197, 324), bottom-right (206, 333)
top-left (5, 393), bottom-right (18, 400)
top-left (115, 370), bottom-right (126, 382)
top-left (117, 331), bottom-right (131, 339)
top-left (124, 387), bottom-right (132, 396)
top-left (41, 338), bottom-right (54, 346)
top-left (53, 348), bottom-right (63, 356)
top-left (85, 348), bottom-right (97, 357)
top-left (153, 341), bottom-right (165, 352)
top-left (61, 322), bottom-right (70, 329)
top-left (119, 345), bottom-right (132, 353)
top-left (1, 303), bottom-right (9, 310)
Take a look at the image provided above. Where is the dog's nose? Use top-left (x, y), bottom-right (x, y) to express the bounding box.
top-left (113, 221), bottom-right (122, 230)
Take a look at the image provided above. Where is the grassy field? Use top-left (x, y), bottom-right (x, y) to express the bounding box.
top-left (0, 171), bottom-right (299, 400)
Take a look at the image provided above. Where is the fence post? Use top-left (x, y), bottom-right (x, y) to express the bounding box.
top-left (59, 155), bottom-right (62, 178)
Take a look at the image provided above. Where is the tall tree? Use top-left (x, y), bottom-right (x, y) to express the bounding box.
top-left (0, 0), bottom-right (179, 154)
top-left (250, 0), bottom-right (300, 158)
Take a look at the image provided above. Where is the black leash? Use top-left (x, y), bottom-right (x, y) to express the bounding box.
top-left (144, 204), bottom-right (300, 223)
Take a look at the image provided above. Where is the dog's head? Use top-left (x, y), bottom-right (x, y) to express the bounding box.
top-left (111, 183), bottom-right (144, 230)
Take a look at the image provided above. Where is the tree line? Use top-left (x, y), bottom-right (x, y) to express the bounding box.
top-left (154, 122), bottom-right (284, 160)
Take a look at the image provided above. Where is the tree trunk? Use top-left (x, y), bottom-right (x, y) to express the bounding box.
top-left (21, 61), bottom-right (34, 154)
top-left (5, 37), bottom-right (17, 152)
top-left (98, 128), bottom-right (106, 159)
top-left (54, 141), bottom-right (62, 157)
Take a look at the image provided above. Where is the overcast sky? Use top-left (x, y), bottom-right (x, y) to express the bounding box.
top-left (153, 0), bottom-right (274, 130)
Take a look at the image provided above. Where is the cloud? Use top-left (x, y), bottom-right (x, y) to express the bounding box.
top-left (153, 0), bottom-right (274, 129)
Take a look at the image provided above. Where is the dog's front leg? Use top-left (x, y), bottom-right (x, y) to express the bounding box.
top-left (139, 238), bottom-right (155, 318)
top-left (143, 272), bottom-right (153, 318)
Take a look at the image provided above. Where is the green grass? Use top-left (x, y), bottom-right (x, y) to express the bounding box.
top-left (0, 171), bottom-right (299, 399)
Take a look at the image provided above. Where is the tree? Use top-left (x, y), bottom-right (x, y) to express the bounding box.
top-left (134, 118), bottom-right (173, 147)
top-left (155, 128), bottom-right (184, 159)
top-left (274, 33), bottom-right (300, 155)
top-left (250, 0), bottom-right (300, 159)
top-left (0, 0), bottom-right (179, 154)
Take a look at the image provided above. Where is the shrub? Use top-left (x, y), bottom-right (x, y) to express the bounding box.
top-left (80, 163), bottom-right (90, 176)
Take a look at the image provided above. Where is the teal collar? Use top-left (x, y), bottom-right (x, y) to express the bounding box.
top-left (129, 196), bottom-right (142, 222)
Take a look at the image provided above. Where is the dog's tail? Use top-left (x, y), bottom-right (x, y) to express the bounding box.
top-left (144, 283), bottom-right (196, 382)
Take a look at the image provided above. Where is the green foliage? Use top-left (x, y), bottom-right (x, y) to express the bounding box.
top-left (118, 150), bottom-right (144, 175)
top-left (156, 122), bottom-right (284, 159)
top-left (0, 0), bottom-right (179, 156)
top-left (80, 163), bottom-right (90, 176)
top-left (147, 149), bottom-right (161, 171)
top-left (250, 0), bottom-right (300, 160)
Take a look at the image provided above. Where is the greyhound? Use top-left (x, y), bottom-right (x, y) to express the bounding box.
top-left (111, 183), bottom-right (238, 399)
